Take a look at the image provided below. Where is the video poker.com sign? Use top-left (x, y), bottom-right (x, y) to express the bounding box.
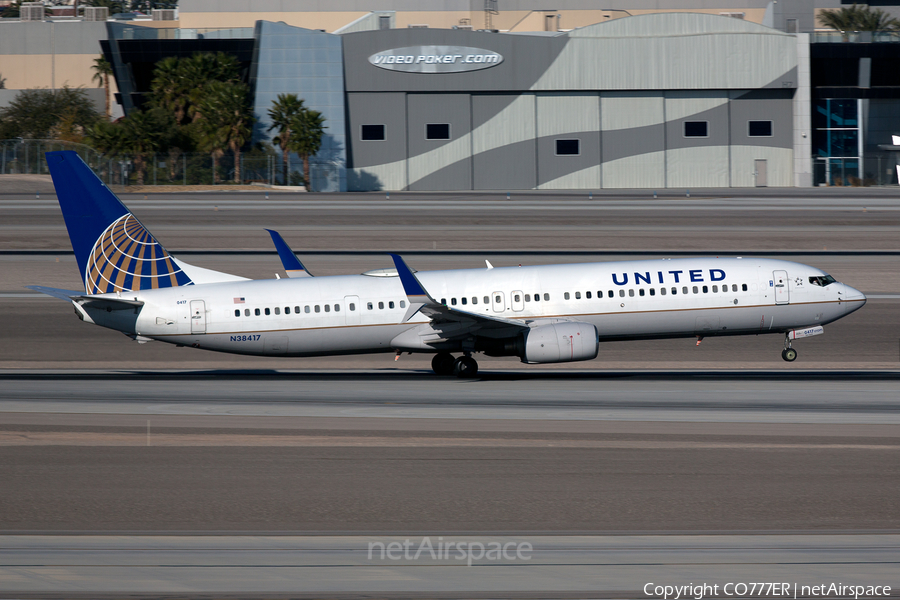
top-left (368, 45), bottom-right (504, 73)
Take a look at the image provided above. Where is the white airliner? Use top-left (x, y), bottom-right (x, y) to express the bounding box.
top-left (32, 151), bottom-right (866, 377)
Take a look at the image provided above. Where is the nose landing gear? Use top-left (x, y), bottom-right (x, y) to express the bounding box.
top-left (782, 334), bottom-right (798, 362)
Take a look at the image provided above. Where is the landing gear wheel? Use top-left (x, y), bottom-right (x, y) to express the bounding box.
top-left (453, 356), bottom-right (479, 378)
top-left (432, 352), bottom-right (455, 376)
top-left (782, 348), bottom-right (798, 362)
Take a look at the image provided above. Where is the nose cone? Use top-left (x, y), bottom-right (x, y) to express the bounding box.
top-left (841, 284), bottom-right (866, 312)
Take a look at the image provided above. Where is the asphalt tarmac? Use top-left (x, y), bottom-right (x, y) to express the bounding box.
top-left (2, 191), bottom-right (899, 597)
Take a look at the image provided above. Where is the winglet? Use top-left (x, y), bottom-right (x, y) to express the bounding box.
top-left (389, 254), bottom-right (437, 321)
top-left (265, 229), bottom-right (313, 278)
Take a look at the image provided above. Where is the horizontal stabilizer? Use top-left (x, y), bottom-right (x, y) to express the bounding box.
top-left (27, 285), bottom-right (143, 311)
top-left (266, 229), bottom-right (313, 278)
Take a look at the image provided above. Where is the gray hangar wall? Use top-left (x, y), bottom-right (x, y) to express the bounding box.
top-left (342, 14), bottom-right (798, 191)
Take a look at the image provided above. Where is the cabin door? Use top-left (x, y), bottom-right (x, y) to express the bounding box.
top-left (492, 291), bottom-right (505, 313)
top-left (190, 300), bottom-right (206, 334)
top-left (773, 270), bottom-right (790, 304)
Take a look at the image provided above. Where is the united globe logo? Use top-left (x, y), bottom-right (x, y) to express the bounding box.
top-left (84, 214), bottom-right (192, 294)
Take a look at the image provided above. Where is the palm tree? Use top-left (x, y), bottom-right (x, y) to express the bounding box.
top-left (185, 52), bottom-right (241, 123)
top-left (149, 56), bottom-right (191, 124)
top-left (91, 56), bottom-right (114, 119)
top-left (819, 4), bottom-right (900, 32)
top-left (267, 93), bottom-right (305, 185)
top-left (288, 108), bottom-right (327, 191)
top-left (195, 81), bottom-right (254, 184)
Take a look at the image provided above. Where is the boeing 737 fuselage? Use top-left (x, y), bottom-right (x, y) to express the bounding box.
top-left (32, 151), bottom-right (866, 377)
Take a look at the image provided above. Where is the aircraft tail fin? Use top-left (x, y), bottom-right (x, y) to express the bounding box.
top-left (266, 229), bottom-right (313, 277)
top-left (46, 151), bottom-right (246, 294)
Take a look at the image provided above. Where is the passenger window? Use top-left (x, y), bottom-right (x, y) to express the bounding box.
top-left (378, 302), bottom-right (384, 309)
top-left (400, 301), bottom-right (406, 308)
top-left (305, 306), bottom-right (311, 313)
top-left (732, 284), bottom-right (738, 292)
top-left (244, 309), bottom-right (250, 316)
top-left (576, 292), bottom-right (582, 299)
top-left (619, 290), bottom-right (625, 297)
top-left (265, 308), bottom-right (271, 316)
top-left (255, 308), bottom-right (260, 316)
top-left (389, 301), bottom-right (395, 309)
top-left (671, 287), bottom-right (677, 295)
top-left (367, 302), bottom-right (373, 310)
top-left (660, 288), bottom-right (666, 295)
top-left (525, 294), bottom-right (531, 302)
top-left (742, 284), bottom-right (748, 291)
top-left (315, 305), bottom-right (321, 313)
top-left (543, 293), bottom-right (550, 301)
top-left (564, 292), bottom-right (570, 300)
top-left (472, 297), bottom-right (478, 305)
top-left (274, 307), bottom-right (280, 315)
top-left (692, 286), bottom-right (698, 294)
top-left (451, 298), bottom-right (457, 305)
top-left (335, 304), bottom-right (340, 312)
top-left (324, 305), bottom-right (330, 312)
top-left (484, 296), bottom-right (490, 304)
top-left (702, 285), bottom-right (708, 293)
top-left (295, 306), bottom-right (300, 314)
top-left (234, 309), bottom-right (240, 317)
top-left (285, 306), bottom-right (290, 314)
top-left (639, 289), bottom-right (645, 297)
top-left (586, 291), bottom-right (592, 299)
top-left (349, 303), bottom-right (355, 311)
top-left (461, 297), bottom-right (467, 305)
top-left (495, 295), bottom-right (502, 303)
top-left (608, 290), bottom-right (614, 298)
top-left (712, 285), bottom-right (718, 293)
top-left (650, 288), bottom-right (656, 296)
top-left (629, 289), bottom-right (635, 297)
top-left (441, 298), bottom-right (447, 305)
top-left (514, 294), bottom-right (521, 302)
top-left (533, 293), bottom-right (540, 302)
top-left (683, 287), bottom-right (689, 294)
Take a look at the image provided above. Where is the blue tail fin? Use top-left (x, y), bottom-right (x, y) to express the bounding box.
top-left (46, 151), bottom-right (193, 294)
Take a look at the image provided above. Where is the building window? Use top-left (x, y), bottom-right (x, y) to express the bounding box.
top-left (684, 121), bottom-right (708, 138)
top-left (426, 123), bottom-right (450, 140)
top-left (748, 120), bottom-right (773, 137)
top-left (361, 124), bottom-right (385, 141)
top-left (555, 139), bottom-right (580, 156)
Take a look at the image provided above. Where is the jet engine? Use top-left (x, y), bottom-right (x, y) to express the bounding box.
top-left (521, 321), bottom-right (599, 364)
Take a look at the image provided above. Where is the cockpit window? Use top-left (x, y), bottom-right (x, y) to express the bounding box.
top-left (809, 275), bottom-right (837, 286)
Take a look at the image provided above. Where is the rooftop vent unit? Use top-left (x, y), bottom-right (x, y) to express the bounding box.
top-left (152, 9), bottom-right (175, 20)
top-left (408, 24), bottom-right (428, 28)
top-left (719, 12), bottom-right (745, 19)
top-left (20, 2), bottom-right (45, 21)
top-left (84, 6), bottom-right (109, 21)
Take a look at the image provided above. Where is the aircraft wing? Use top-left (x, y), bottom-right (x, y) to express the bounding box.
top-left (389, 254), bottom-right (527, 334)
top-left (266, 229), bottom-right (313, 277)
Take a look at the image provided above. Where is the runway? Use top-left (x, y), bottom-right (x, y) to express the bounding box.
top-left (2, 191), bottom-right (899, 597)
top-left (2, 534), bottom-right (898, 598)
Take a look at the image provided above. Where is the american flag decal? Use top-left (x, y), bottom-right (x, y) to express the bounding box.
top-left (234, 297), bottom-right (245, 304)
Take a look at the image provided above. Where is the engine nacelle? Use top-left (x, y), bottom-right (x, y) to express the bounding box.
top-left (522, 322), bottom-right (599, 364)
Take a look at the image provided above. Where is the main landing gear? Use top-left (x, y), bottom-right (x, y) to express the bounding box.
top-left (782, 333), bottom-right (798, 362)
top-left (431, 352), bottom-right (479, 378)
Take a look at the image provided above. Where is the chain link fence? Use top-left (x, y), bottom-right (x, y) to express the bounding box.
top-left (813, 155), bottom-right (899, 187)
top-left (0, 139), bottom-right (282, 186)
